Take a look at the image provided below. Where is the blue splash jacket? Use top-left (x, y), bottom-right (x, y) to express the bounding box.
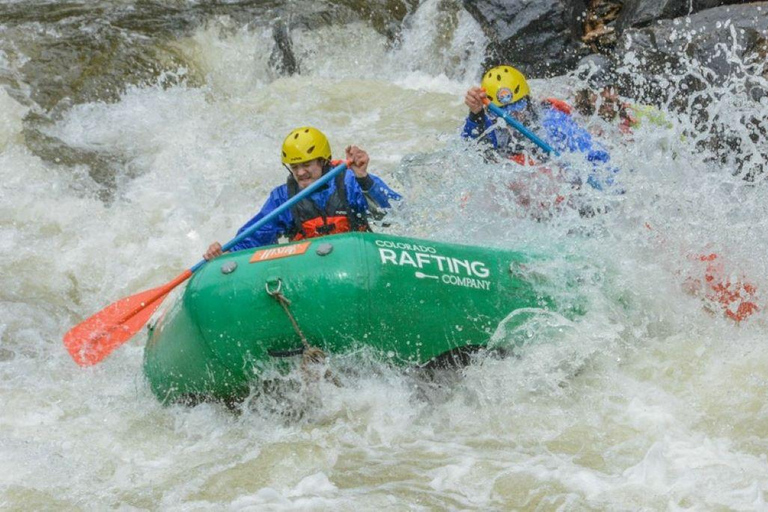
top-left (230, 170), bottom-right (401, 251)
top-left (462, 101), bottom-right (618, 190)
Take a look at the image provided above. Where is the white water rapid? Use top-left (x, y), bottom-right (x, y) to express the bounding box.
top-left (1, 0), bottom-right (767, 509)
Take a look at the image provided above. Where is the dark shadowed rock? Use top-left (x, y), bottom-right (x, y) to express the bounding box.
top-left (618, 3), bottom-right (767, 179)
top-left (576, 1), bottom-right (757, 51)
top-left (462, 0), bottom-right (591, 78)
top-left (615, 0), bottom-right (754, 31)
top-left (270, 20), bottom-right (300, 76)
top-left (0, 0), bottom-right (419, 112)
top-left (458, 0), bottom-right (747, 77)
top-left (618, 2), bottom-right (768, 104)
top-left (332, 0), bottom-right (419, 40)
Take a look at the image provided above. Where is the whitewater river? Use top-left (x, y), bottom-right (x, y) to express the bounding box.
top-left (2, 0), bottom-right (768, 509)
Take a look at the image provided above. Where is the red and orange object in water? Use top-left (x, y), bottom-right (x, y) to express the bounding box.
top-left (689, 252), bottom-right (759, 322)
top-left (645, 223), bottom-right (759, 323)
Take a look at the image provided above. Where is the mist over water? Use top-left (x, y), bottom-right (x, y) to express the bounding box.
top-left (2, 0), bottom-right (768, 509)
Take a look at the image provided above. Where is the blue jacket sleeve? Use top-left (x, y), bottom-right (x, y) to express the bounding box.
top-left (344, 170), bottom-right (401, 213)
top-left (462, 114), bottom-right (500, 148)
top-left (541, 107), bottom-right (619, 190)
top-left (541, 108), bottom-right (603, 155)
top-left (462, 116), bottom-right (483, 139)
top-left (228, 185), bottom-right (293, 252)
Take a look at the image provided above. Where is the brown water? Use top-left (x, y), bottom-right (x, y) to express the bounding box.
top-left (1, 1), bottom-right (767, 509)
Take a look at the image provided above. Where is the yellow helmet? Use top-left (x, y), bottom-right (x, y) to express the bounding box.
top-left (281, 127), bottom-right (332, 165)
top-left (481, 65), bottom-right (530, 107)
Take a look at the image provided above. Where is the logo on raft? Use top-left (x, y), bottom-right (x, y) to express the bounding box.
top-left (375, 239), bottom-right (492, 291)
top-left (250, 242), bottom-right (311, 263)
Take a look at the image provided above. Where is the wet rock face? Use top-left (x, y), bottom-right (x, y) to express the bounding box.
top-left (462, 0), bottom-right (590, 78)
top-left (619, 3), bottom-right (768, 104)
top-left (0, 0), bottom-right (418, 113)
top-left (461, 0), bottom-right (759, 78)
top-left (615, 0), bottom-right (751, 31)
top-left (270, 20), bottom-right (300, 76)
top-left (617, 3), bottom-right (768, 180)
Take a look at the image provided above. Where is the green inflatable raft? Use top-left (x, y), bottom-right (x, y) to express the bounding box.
top-left (143, 232), bottom-right (564, 404)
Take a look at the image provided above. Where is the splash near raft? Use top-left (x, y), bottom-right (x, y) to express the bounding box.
top-left (143, 232), bottom-right (569, 404)
top-left (687, 253), bottom-right (759, 322)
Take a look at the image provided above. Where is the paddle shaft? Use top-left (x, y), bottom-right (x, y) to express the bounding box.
top-left (483, 101), bottom-right (560, 156)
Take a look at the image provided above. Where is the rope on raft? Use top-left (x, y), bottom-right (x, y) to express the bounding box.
top-left (266, 279), bottom-right (341, 386)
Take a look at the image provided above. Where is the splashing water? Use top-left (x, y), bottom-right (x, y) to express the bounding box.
top-left (1, 0), bottom-right (768, 509)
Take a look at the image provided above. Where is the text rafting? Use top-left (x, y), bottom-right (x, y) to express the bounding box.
top-left (376, 244), bottom-right (492, 291)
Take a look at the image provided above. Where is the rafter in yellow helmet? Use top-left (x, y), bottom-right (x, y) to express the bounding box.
top-left (481, 65), bottom-right (530, 107)
top-left (281, 127), bottom-right (332, 164)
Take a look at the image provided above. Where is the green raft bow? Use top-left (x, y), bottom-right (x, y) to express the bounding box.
top-left (143, 232), bottom-right (565, 405)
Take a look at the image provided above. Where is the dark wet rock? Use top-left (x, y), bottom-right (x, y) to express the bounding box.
top-left (22, 114), bottom-right (131, 203)
top-left (580, 0), bottom-right (754, 51)
top-left (270, 20), bottom-right (300, 76)
top-left (617, 3), bottom-right (768, 104)
top-left (616, 3), bottom-right (768, 179)
top-left (462, 0), bottom-right (591, 78)
top-left (0, 4), bottom-right (205, 111)
top-left (262, 0), bottom-right (419, 72)
top-left (0, 0), bottom-right (418, 111)
top-left (0, 2), bottom-right (295, 112)
top-left (333, 0), bottom-right (419, 40)
top-left (461, 0), bottom-right (761, 77)
top-left (615, 0), bottom-right (753, 31)
top-left (14, 26), bottom-right (199, 112)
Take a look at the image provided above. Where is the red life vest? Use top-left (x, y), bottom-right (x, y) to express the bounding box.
top-left (509, 153), bottom-right (538, 166)
top-left (693, 252), bottom-right (759, 322)
top-left (286, 171), bottom-right (370, 241)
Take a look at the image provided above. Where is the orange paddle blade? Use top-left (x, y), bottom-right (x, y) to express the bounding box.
top-left (64, 270), bottom-right (192, 366)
